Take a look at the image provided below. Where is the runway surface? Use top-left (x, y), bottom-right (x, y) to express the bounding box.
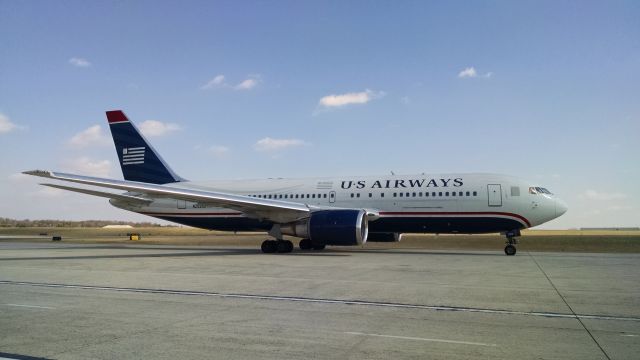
top-left (1, 241), bottom-right (638, 359)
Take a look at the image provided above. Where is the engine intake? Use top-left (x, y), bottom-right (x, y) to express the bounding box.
top-left (280, 209), bottom-right (368, 246)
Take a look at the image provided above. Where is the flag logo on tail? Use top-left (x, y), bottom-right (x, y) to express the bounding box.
top-left (122, 147), bottom-right (145, 165)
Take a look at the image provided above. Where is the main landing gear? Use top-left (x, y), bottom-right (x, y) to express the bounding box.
top-left (503, 230), bottom-right (520, 256)
top-left (261, 239), bottom-right (294, 253)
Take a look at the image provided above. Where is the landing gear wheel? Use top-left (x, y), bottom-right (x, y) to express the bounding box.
top-left (504, 244), bottom-right (516, 256)
top-left (261, 240), bottom-right (277, 253)
top-left (312, 244), bottom-right (326, 251)
top-left (277, 240), bottom-right (294, 253)
top-left (299, 238), bottom-right (312, 250)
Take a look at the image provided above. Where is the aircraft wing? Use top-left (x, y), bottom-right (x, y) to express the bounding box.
top-left (24, 170), bottom-right (311, 223)
top-left (40, 183), bottom-right (154, 205)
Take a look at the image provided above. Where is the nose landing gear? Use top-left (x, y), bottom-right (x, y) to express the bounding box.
top-left (503, 230), bottom-right (520, 256)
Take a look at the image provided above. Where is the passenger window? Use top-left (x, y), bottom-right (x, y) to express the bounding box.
top-left (446, 192), bottom-right (449, 196)
top-left (466, 191), bottom-right (470, 196)
top-left (473, 191), bottom-right (477, 196)
top-left (439, 192), bottom-right (442, 196)
top-left (425, 192), bottom-right (429, 197)
top-left (350, 193), bottom-right (354, 198)
top-left (393, 193), bottom-right (397, 197)
top-left (356, 193), bottom-right (360, 198)
top-left (432, 192), bottom-right (436, 197)
top-left (284, 195), bottom-right (288, 199)
top-left (412, 192), bottom-right (416, 197)
top-left (452, 192), bottom-right (456, 196)
top-left (312, 194), bottom-right (315, 198)
top-left (399, 193), bottom-right (403, 197)
top-left (368, 193), bottom-right (372, 198)
top-left (459, 192), bottom-right (463, 196)
top-left (323, 194), bottom-right (327, 198)
top-left (406, 192), bottom-right (410, 197)
top-left (381, 193), bottom-right (385, 197)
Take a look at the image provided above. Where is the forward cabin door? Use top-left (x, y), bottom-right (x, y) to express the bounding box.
top-left (329, 191), bottom-right (336, 203)
top-left (487, 184), bottom-right (502, 207)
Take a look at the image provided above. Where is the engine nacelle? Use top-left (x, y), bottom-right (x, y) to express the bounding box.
top-left (367, 233), bottom-right (402, 242)
top-left (280, 209), bottom-right (368, 246)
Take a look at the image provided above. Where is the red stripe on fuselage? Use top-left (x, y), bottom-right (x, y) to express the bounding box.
top-left (378, 211), bottom-right (531, 227)
top-left (139, 210), bottom-right (531, 227)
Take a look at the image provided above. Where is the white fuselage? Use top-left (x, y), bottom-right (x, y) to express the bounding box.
top-left (111, 173), bottom-right (566, 234)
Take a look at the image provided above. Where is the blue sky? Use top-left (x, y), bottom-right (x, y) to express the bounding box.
top-left (1, 0), bottom-right (638, 228)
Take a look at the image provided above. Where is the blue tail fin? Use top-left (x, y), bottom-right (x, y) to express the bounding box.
top-left (106, 110), bottom-right (185, 184)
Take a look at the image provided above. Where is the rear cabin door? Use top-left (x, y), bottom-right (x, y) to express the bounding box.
top-left (487, 184), bottom-right (502, 207)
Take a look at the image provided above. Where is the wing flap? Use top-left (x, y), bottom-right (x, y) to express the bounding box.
top-left (41, 183), bottom-right (153, 205)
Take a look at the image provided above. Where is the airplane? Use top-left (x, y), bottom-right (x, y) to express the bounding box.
top-left (24, 110), bottom-right (567, 255)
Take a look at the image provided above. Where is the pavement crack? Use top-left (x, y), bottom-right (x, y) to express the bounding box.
top-left (527, 251), bottom-right (612, 360)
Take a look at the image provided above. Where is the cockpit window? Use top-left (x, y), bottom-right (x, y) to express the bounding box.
top-left (529, 187), bottom-right (553, 195)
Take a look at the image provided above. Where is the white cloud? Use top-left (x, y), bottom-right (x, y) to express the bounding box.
top-left (254, 137), bottom-right (307, 152)
top-left (458, 67), bottom-right (477, 78)
top-left (234, 75), bottom-right (261, 90)
top-left (458, 67), bottom-right (492, 79)
top-left (201, 74), bottom-right (261, 91)
top-left (138, 120), bottom-right (181, 137)
top-left (582, 190), bottom-right (627, 201)
top-left (201, 75), bottom-right (226, 90)
top-left (318, 89), bottom-right (385, 108)
top-left (63, 157), bottom-right (112, 177)
top-left (68, 125), bottom-right (110, 148)
top-left (68, 57), bottom-right (91, 67)
top-left (0, 113), bottom-right (18, 134)
top-left (209, 145), bottom-right (230, 158)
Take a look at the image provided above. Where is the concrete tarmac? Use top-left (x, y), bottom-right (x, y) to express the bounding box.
top-left (0, 241), bottom-right (638, 359)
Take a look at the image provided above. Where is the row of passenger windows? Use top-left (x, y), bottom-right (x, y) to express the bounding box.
top-left (246, 191), bottom-right (478, 200)
top-left (248, 193), bottom-right (329, 199)
top-left (350, 191), bottom-right (478, 198)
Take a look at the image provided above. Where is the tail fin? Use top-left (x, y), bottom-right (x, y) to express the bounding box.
top-left (106, 110), bottom-right (185, 184)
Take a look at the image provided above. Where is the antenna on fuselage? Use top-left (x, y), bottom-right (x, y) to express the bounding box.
top-left (390, 171), bottom-right (395, 175)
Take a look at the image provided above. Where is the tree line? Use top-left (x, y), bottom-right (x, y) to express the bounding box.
top-left (0, 217), bottom-right (173, 228)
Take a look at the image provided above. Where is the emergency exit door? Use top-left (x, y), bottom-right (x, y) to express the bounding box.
top-left (487, 184), bottom-right (502, 207)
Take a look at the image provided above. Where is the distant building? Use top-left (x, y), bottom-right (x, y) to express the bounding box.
top-left (102, 225), bottom-right (134, 229)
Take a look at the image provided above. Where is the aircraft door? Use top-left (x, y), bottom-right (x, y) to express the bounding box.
top-left (177, 200), bottom-right (187, 209)
top-left (487, 184), bottom-right (502, 207)
top-left (329, 191), bottom-right (336, 203)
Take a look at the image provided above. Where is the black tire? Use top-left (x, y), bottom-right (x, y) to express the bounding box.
top-left (277, 240), bottom-right (293, 253)
top-left (284, 240), bottom-right (294, 253)
top-left (312, 244), bottom-right (326, 251)
top-left (261, 240), bottom-right (276, 253)
top-left (299, 238), bottom-right (312, 250)
top-left (504, 244), bottom-right (516, 256)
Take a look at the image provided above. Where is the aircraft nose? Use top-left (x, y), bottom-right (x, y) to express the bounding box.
top-left (555, 198), bottom-right (568, 217)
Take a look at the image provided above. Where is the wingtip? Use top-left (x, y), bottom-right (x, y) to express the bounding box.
top-left (23, 169), bottom-right (53, 178)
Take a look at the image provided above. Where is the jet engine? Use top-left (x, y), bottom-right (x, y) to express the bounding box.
top-left (280, 209), bottom-right (368, 246)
